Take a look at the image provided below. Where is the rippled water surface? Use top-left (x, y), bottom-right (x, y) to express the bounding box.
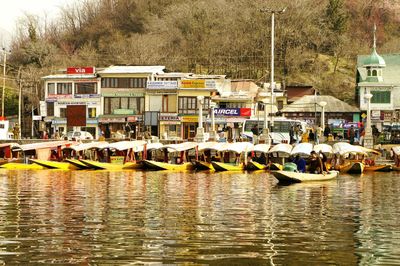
top-left (0, 169), bottom-right (399, 265)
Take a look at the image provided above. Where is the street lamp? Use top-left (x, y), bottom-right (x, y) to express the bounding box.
top-left (260, 7), bottom-right (286, 131)
top-left (319, 101), bottom-right (327, 132)
top-left (364, 93), bottom-right (374, 148)
top-left (209, 101), bottom-right (217, 141)
top-left (194, 95), bottom-right (206, 142)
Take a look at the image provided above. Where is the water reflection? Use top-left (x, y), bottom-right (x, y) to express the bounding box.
top-left (0, 169), bottom-right (399, 264)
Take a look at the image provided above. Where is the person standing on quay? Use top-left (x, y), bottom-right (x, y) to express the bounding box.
top-left (348, 125), bottom-right (355, 145)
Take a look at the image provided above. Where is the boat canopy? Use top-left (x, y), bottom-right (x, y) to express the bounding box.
top-left (217, 142), bottom-right (254, 154)
top-left (197, 142), bottom-right (222, 151)
top-left (291, 143), bottom-right (313, 156)
top-left (15, 141), bottom-right (75, 151)
top-left (359, 146), bottom-right (381, 156)
top-left (68, 141), bottom-right (109, 152)
top-left (164, 142), bottom-right (198, 152)
top-left (268, 143), bottom-right (293, 155)
top-left (0, 143), bottom-right (19, 149)
top-left (332, 142), bottom-right (367, 156)
top-left (136, 142), bottom-right (164, 152)
top-left (107, 140), bottom-right (147, 151)
top-left (251, 144), bottom-right (271, 153)
top-left (392, 146), bottom-right (400, 155)
top-left (313, 144), bottom-right (333, 154)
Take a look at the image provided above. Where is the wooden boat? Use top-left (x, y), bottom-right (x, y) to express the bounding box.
top-left (211, 142), bottom-right (254, 172)
top-left (79, 159), bottom-right (139, 170)
top-left (392, 165), bottom-right (400, 171)
top-left (269, 163), bottom-right (283, 171)
top-left (65, 158), bottom-right (92, 170)
top-left (193, 142), bottom-right (224, 171)
top-left (211, 161), bottom-right (245, 171)
top-left (364, 164), bottom-right (392, 172)
top-left (29, 159), bottom-right (80, 170)
top-left (336, 161), bottom-right (364, 174)
top-left (273, 170), bottom-right (339, 183)
top-left (246, 160), bottom-right (267, 171)
top-left (0, 162), bottom-right (44, 170)
top-left (142, 160), bottom-right (194, 171)
top-left (332, 142), bottom-right (367, 174)
top-left (246, 144), bottom-right (270, 171)
top-left (194, 160), bottom-right (214, 171)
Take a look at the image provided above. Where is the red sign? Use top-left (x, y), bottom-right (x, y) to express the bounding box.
top-left (67, 67), bottom-right (95, 75)
top-left (240, 108), bottom-right (251, 117)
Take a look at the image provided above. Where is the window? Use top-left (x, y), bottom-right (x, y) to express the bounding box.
top-left (75, 83), bottom-right (97, 94)
top-left (48, 83), bottom-right (55, 95)
top-left (47, 102), bottom-right (54, 116)
top-left (103, 97), bottom-right (144, 114)
top-left (101, 78), bottom-right (147, 88)
top-left (88, 107), bottom-right (96, 118)
top-left (178, 96), bottom-right (210, 114)
top-left (372, 70), bottom-right (377, 76)
top-left (59, 108), bottom-right (66, 118)
top-left (162, 95), bottom-right (168, 112)
top-left (371, 90), bottom-right (390, 104)
top-left (57, 83), bottom-right (72, 94)
top-left (367, 69), bottom-right (371, 76)
top-left (278, 100), bottom-right (284, 110)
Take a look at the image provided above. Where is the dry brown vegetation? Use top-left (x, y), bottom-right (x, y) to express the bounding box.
top-left (7, 0), bottom-right (400, 104)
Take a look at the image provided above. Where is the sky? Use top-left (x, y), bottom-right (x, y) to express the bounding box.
top-left (0, 0), bottom-right (76, 47)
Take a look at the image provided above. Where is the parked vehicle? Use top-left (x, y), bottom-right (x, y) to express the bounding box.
top-left (63, 131), bottom-right (94, 140)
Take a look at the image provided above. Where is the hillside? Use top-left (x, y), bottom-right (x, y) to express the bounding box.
top-left (6, 0), bottom-right (400, 105)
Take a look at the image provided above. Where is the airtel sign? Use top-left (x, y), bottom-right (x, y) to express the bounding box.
top-left (67, 67), bottom-right (95, 75)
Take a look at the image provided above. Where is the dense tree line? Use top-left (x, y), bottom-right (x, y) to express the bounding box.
top-left (6, 0), bottom-right (400, 104)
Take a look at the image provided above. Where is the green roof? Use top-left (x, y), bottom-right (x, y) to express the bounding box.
top-left (357, 53), bottom-right (400, 85)
top-left (363, 48), bottom-right (386, 67)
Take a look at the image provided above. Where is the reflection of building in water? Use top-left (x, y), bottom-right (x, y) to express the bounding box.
top-left (356, 175), bottom-right (400, 264)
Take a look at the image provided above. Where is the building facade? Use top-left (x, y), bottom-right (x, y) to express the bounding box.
top-left (42, 67), bottom-right (101, 138)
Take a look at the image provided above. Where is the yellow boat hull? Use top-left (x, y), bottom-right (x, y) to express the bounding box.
top-left (0, 162), bottom-right (44, 170)
top-left (211, 161), bottom-right (245, 171)
top-left (65, 159), bottom-right (92, 169)
top-left (194, 160), bottom-right (214, 171)
top-left (246, 161), bottom-right (267, 171)
top-left (30, 159), bottom-right (79, 170)
top-left (142, 160), bottom-right (194, 171)
top-left (269, 163), bottom-right (283, 171)
top-left (79, 159), bottom-right (140, 170)
top-left (364, 164), bottom-right (392, 172)
top-left (336, 162), bottom-right (364, 174)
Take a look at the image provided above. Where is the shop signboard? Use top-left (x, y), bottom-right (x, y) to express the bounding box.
top-left (113, 109), bottom-right (134, 115)
top-left (147, 81), bottom-right (178, 89)
top-left (47, 94), bottom-right (73, 99)
top-left (32, 115), bottom-right (42, 121)
top-left (75, 94), bottom-right (101, 98)
top-left (110, 156), bottom-right (124, 165)
top-left (371, 110), bottom-right (381, 120)
top-left (180, 80), bottom-right (216, 89)
top-left (39, 101), bottom-right (47, 116)
top-left (67, 67), bottom-right (95, 75)
top-left (214, 108), bottom-right (251, 117)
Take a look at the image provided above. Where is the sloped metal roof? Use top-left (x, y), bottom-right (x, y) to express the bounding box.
top-left (281, 95), bottom-right (359, 113)
top-left (98, 65), bottom-right (165, 74)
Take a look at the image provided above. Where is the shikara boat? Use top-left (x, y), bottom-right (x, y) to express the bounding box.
top-left (142, 160), bottom-right (194, 171)
top-left (364, 164), bottom-right (392, 172)
top-left (266, 143), bottom-right (293, 171)
top-left (142, 142), bottom-right (197, 171)
top-left (211, 142), bottom-right (254, 171)
top-left (29, 159), bottom-right (80, 170)
top-left (336, 161), bottom-right (364, 174)
top-left (273, 170), bottom-right (339, 183)
top-left (332, 142), bottom-right (366, 174)
top-left (193, 142), bottom-right (223, 171)
top-left (246, 144), bottom-right (270, 171)
top-left (78, 140), bottom-right (147, 170)
top-left (0, 141), bottom-right (75, 170)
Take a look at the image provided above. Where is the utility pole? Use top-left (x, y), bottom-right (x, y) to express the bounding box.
top-left (260, 7), bottom-right (286, 132)
top-left (2, 48), bottom-right (6, 118)
top-left (17, 66), bottom-right (22, 139)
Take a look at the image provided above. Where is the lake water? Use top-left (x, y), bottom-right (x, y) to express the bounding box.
top-left (0, 169), bottom-right (399, 265)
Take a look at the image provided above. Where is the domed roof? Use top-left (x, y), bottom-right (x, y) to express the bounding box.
top-left (364, 48), bottom-right (386, 67)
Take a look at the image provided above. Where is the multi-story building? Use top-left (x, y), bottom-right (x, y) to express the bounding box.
top-left (41, 67), bottom-right (101, 138)
top-left (97, 65), bottom-right (165, 138)
top-left (356, 38), bottom-right (400, 132)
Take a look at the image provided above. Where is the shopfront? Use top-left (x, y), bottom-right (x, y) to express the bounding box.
top-left (159, 114), bottom-right (181, 140)
top-left (181, 116), bottom-right (198, 140)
